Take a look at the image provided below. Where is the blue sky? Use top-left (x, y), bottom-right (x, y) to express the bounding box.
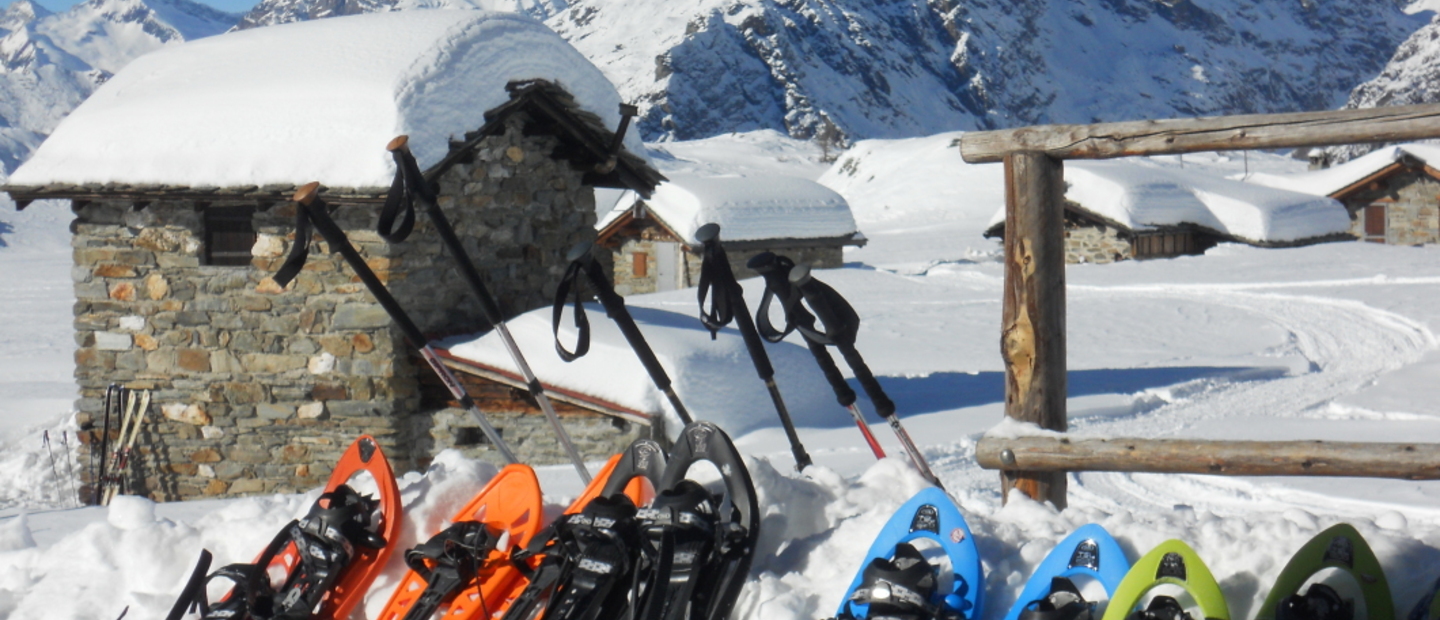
top-left (33, 0), bottom-right (260, 14)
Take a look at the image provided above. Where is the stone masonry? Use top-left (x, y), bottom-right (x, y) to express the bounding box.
top-left (1340, 168), bottom-right (1440, 245)
top-left (66, 122), bottom-right (645, 502)
top-left (1063, 224), bottom-right (1133, 264)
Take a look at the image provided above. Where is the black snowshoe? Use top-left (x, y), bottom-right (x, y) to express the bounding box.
top-left (166, 484), bottom-right (386, 620)
top-left (632, 421), bottom-right (761, 620)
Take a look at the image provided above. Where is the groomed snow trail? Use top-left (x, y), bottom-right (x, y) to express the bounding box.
top-left (1062, 279), bottom-right (1440, 523)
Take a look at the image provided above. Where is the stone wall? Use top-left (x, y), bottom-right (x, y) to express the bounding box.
top-left (69, 122), bottom-right (635, 502)
top-left (1342, 169), bottom-right (1440, 245)
top-left (1064, 224), bottom-right (1133, 264)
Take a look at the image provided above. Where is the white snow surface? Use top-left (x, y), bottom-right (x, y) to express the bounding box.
top-left (615, 173), bottom-right (859, 243)
top-left (7, 134), bottom-right (1440, 620)
top-left (1245, 143), bottom-right (1440, 197)
top-left (11, 9), bottom-right (645, 188)
top-left (985, 160), bottom-right (1352, 243)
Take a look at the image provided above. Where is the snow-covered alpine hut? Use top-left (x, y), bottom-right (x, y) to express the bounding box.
top-left (1246, 144), bottom-right (1440, 245)
top-left (2, 10), bottom-right (664, 501)
top-left (595, 174), bottom-right (865, 294)
top-left (984, 161), bottom-right (1352, 263)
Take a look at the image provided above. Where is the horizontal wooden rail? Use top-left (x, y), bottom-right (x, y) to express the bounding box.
top-left (976, 436), bottom-right (1440, 480)
top-left (958, 103), bottom-right (1440, 163)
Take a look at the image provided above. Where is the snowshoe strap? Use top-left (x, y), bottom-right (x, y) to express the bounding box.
top-left (400, 521), bottom-right (499, 620)
top-left (636, 480), bottom-right (719, 620)
top-left (846, 542), bottom-right (950, 620)
top-left (1278, 584), bottom-right (1354, 620)
top-left (201, 522), bottom-right (300, 620)
top-left (552, 260), bottom-right (592, 362)
top-left (1126, 596), bottom-right (1194, 620)
top-left (164, 550), bottom-right (213, 620)
top-left (502, 494), bottom-right (641, 620)
top-left (1019, 577), bottom-right (1093, 620)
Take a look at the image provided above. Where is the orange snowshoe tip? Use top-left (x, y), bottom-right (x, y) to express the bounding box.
top-left (564, 453), bottom-right (656, 515)
top-left (378, 464), bottom-right (545, 620)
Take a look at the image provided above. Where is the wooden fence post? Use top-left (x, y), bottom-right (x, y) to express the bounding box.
top-left (1001, 152), bottom-right (1068, 509)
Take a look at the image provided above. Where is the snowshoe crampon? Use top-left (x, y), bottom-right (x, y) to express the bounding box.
top-left (629, 422), bottom-right (760, 620)
top-left (500, 438), bottom-right (666, 620)
top-left (1256, 524), bottom-right (1391, 620)
top-left (376, 464), bottom-right (544, 620)
top-left (1005, 524), bottom-right (1132, 620)
top-left (1101, 540), bottom-right (1228, 620)
top-left (832, 487), bottom-right (983, 620)
top-left (165, 435), bottom-right (402, 620)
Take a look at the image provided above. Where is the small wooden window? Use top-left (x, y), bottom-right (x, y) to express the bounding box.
top-left (633, 252), bottom-right (648, 277)
top-left (204, 206), bottom-right (257, 266)
top-left (1364, 204), bottom-right (1386, 242)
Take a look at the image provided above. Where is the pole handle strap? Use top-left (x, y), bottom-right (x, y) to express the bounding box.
top-left (553, 261), bottom-right (592, 361)
top-left (377, 148), bottom-right (425, 243)
top-left (695, 240), bottom-right (734, 339)
top-left (273, 201), bottom-right (314, 289)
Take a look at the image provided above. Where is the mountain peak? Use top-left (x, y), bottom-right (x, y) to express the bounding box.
top-left (0, 0), bottom-right (53, 30)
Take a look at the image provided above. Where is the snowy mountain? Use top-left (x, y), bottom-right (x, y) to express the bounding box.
top-left (0, 0), bottom-right (235, 176)
top-left (577, 0), bottom-right (1426, 142)
top-left (1325, 10), bottom-right (1440, 163)
top-left (231, 0), bottom-right (560, 30)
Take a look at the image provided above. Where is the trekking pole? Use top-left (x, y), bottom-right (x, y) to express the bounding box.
top-left (747, 252), bottom-right (887, 460)
top-left (554, 241), bottom-right (694, 426)
top-left (381, 136), bottom-right (591, 483)
top-left (694, 224), bottom-right (812, 470)
top-left (61, 431), bottom-right (78, 507)
top-left (787, 263), bottom-right (944, 489)
top-left (279, 183), bottom-right (520, 465)
top-left (42, 431), bottom-right (60, 502)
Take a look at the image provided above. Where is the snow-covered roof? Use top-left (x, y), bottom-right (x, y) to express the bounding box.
top-left (600, 173), bottom-right (860, 244)
top-left (11, 10), bottom-right (646, 189)
top-left (986, 160), bottom-right (1351, 244)
top-left (1243, 143), bottom-right (1440, 198)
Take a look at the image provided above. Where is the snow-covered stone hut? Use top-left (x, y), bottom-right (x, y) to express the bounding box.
top-left (3, 11), bottom-right (663, 501)
top-left (1247, 144), bottom-right (1440, 245)
top-left (595, 174), bottom-right (865, 294)
top-left (984, 161), bottom-right (1352, 263)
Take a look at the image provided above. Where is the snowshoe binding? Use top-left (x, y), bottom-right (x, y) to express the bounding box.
top-left (832, 487), bottom-right (983, 620)
top-left (1256, 524), bottom-right (1390, 620)
top-left (631, 421), bottom-right (760, 620)
top-left (1101, 541), bottom-right (1228, 620)
top-left (377, 464), bottom-right (544, 620)
top-left (165, 435), bottom-right (401, 620)
top-left (1006, 524), bottom-right (1131, 620)
top-left (1126, 597), bottom-right (1193, 620)
top-left (500, 438), bottom-right (667, 620)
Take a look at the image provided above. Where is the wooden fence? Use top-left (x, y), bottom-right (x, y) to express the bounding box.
top-left (956, 103), bottom-right (1440, 509)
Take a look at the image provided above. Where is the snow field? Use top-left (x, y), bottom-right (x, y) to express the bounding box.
top-left (2, 131), bottom-right (1440, 619)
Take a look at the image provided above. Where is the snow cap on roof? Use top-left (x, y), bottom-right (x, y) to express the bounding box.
top-left (634, 173), bottom-right (859, 243)
top-left (987, 160), bottom-right (1350, 244)
top-left (1244, 143), bottom-right (1440, 197)
top-left (11, 10), bottom-right (646, 188)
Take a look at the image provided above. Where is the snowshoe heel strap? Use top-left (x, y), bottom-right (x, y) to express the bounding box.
top-left (636, 481), bottom-right (719, 620)
top-left (848, 543), bottom-right (945, 620)
top-left (1278, 584), bottom-right (1354, 620)
top-left (1126, 596), bottom-right (1194, 620)
top-left (1019, 577), bottom-right (1093, 620)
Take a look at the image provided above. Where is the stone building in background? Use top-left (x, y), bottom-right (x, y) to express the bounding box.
top-left (595, 173), bottom-right (865, 294)
top-left (3, 11), bottom-right (662, 501)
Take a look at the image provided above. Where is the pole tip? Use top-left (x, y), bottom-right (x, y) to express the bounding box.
top-left (566, 240), bottom-right (595, 263)
top-left (694, 222), bottom-right (720, 244)
top-left (788, 262), bottom-right (813, 285)
top-left (387, 135), bottom-right (410, 152)
top-left (292, 182), bottom-right (321, 205)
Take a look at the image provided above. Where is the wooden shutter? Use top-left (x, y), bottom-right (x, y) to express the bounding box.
top-left (204, 206), bottom-right (257, 266)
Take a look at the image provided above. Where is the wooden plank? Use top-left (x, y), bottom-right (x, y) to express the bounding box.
top-left (959, 103), bottom-right (1440, 163)
top-left (1000, 152), bottom-right (1068, 509)
top-left (976, 436), bottom-right (1440, 480)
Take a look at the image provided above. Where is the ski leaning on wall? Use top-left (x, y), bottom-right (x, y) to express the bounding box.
top-left (164, 435), bottom-right (402, 620)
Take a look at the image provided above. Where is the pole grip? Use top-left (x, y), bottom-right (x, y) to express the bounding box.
top-left (580, 255), bottom-right (675, 393)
